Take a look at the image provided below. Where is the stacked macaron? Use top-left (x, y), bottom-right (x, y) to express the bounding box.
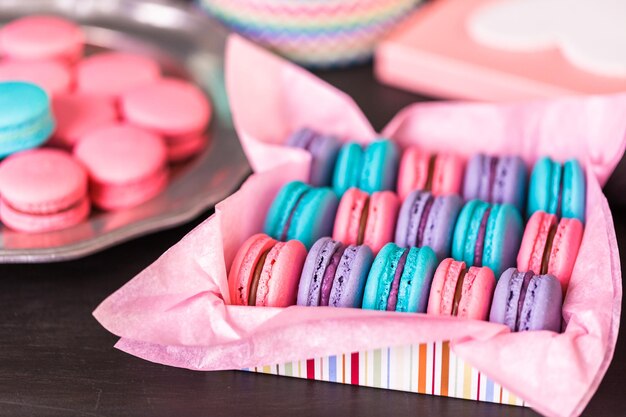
top-left (228, 130), bottom-right (589, 334)
top-left (0, 15), bottom-right (213, 233)
top-left (199, 0), bottom-right (421, 67)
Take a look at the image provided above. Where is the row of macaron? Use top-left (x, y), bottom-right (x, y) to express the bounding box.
top-left (228, 234), bottom-right (563, 333)
top-left (264, 181), bottom-right (583, 294)
top-left (286, 128), bottom-right (586, 222)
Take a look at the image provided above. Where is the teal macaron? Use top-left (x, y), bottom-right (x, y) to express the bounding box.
top-left (527, 157), bottom-right (585, 222)
top-left (264, 181), bottom-right (339, 249)
top-left (362, 243), bottom-right (437, 313)
top-left (452, 200), bottom-right (523, 277)
top-left (0, 81), bottom-right (55, 158)
top-left (332, 138), bottom-right (399, 196)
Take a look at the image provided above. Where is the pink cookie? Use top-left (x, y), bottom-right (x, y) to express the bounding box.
top-left (76, 52), bottom-right (161, 99)
top-left (0, 59), bottom-right (72, 96)
top-left (120, 78), bottom-right (211, 160)
top-left (73, 123), bottom-right (168, 210)
top-left (0, 16), bottom-right (84, 64)
top-left (51, 93), bottom-right (118, 148)
top-left (166, 134), bottom-right (209, 162)
top-left (0, 148), bottom-right (89, 233)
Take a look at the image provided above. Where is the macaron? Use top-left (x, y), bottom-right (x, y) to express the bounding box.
top-left (73, 123), bottom-right (168, 210)
top-left (0, 59), bottom-right (71, 97)
top-left (452, 199), bottom-right (523, 277)
top-left (0, 81), bottom-right (55, 158)
top-left (427, 258), bottom-right (495, 320)
top-left (362, 243), bottom-right (437, 313)
top-left (333, 187), bottom-right (400, 254)
top-left (332, 139), bottom-right (399, 196)
top-left (517, 211), bottom-right (583, 293)
top-left (395, 190), bottom-right (462, 260)
top-left (165, 134), bottom-right (209, 163)
top-left (120, 78), bottom-right (211, 161)
top-left (51, 93), bottom-right (118, 148)
top-left (76, 52), bottom-right (161, 99)
top-left (463, 154), bottom-right (527, 213)
top-left (286, 127), bottom-right (341, 187)
top-left (0, 16), bottom-right (84, 64)
top-left (264, 181), bottom-right (339, 249)
top-left (527, 157), bottom-right (586, 222)
top-left (0, 148), bottom-right (89, 232)
top-left (397, 146), bottom-right (464, 201)
top-left (228, 233), bottom-right (307, 307)
top-left (490, 268), bottom-right (562, 332)
top-left (297, 237), bottom-right (373, 308)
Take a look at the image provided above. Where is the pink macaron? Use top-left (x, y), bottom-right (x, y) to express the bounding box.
top-left (0, 59), bottom-right (72, 96)
top-left (228, 233), bottom-right (307, 307)
top-left (165, 134), bottom-right (209, 162)
top-left (332, 187), bottom-right (400, 254)
top-left (51, 93), bottom-right (118, 148)
top-left (73, 123), bottom-right (168, 210)
top-left (120, 78), bottom-right (211, 161)
top-left (0, 16), bottom-right (84, 64)
top-left (0, 148), bottom-right (90, 232)
top-left (76, 52), bottom-right (161, 99)
top-left (427, 258), bottom-right (495, 320)
top-left (397, 146), bottom-right (465, 201)
top-left (517, 211), bottom-right (584, 294)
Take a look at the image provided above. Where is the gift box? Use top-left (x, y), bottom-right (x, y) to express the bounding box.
top-left (94, 36), bottom-right (625, 417)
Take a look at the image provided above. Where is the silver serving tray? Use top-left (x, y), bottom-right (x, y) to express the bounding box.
top-left (0, 0), bottom-right (250, 263)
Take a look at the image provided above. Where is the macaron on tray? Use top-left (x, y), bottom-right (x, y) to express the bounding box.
top-left (95, 37), bottom-right (625, 416)
top-left (0, 2), bottom-right (249, 261)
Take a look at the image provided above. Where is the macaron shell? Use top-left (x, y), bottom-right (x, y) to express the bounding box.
top-left (517, 211), bottom-right (558, 275)
top-left (394, 189), bottom-right (431, 248)
top-left (77, 52), bottom-right (161, 98)
top-left (89, 168), bottom-right (168, 210)
top-left (462, 154), bottom-right (485, 202)
top-left (0, 59), bottom-right (71, 96)
top-left (362, 243), bottom-right (398, 310)
top-left (527, 157), bottom-right (555, 218)
top-left (288, 187), bottom-right (338, 249)
top-left (264, 181), bottom-right (310, 241)
top-left (427, 258), bottom-right (460, 315)
top-left (166, 134), bottom-right (208, 162)
top-left (562, 159), bottom-right (586, 222)
top-left (431, 153), bottom-right (464, 196)
top-left (463, 200), bottom-right (490, 266)
top-left (396, 146), bottom-right (429, 201)
top-left (457, 266), bottom-right (495, 320)
top-left (297, 237), bottom-right (341, 306)
top-left (0, 195), bottom-right (89, 233)
top-left (329, 244), bottom-right (374, 308)
top-left (363, 191), bottom-right (399, 254)
top-left (482, 204), bottom-right (523, 277)
top-left (489, 267), bottom-right (519, 330)
top-left (307, 134), bottom-right (341, 187)
top-left (227, 233), bottom-right (277, 306)
top-left (518, 274), bottom-right (563, 332)
top-left (359, 139), bottom-right (399, 194)
top-left (332, 142), bottom-right (362, 196)
top-left (333, 187), bottom-right (368, 245)
top-left (0, 148), bottom-right (87, 213)
top-left (0, 16), bottom-right (84, 63)
top-left (493, 156), bottom-right (527, 212)
top-left (452, 200), bottom-right (484, 264)
top-left (421, 194), bottom-right (463, 261)
top-left (397, 246), bottom-right (437, 313)
top-left (121, 78), bottom-right (211, 137)
top-left (548, 217), bottom-right (584, 293)
top-left (256, 240), bottom-right (307, 307)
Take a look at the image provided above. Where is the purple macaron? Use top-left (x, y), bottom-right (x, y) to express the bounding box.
top-left (463, 154), bottom-right (527, 213)
top-left (287, 128), bottom-right (341, 187)
top-left (297, 237), bottom-right (373, 308)
top-left (489, 268), bottom-right (563, 332)
top-left (394, 190), bottom-right (462, 260)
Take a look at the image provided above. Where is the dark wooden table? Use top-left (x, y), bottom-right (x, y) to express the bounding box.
top-left (0, 64), bottom-right (624, 417)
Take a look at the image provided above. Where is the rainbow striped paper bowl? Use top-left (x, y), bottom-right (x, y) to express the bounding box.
top-left (198, 0), bottom-right (421, 67)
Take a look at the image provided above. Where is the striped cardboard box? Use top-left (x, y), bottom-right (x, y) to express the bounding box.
top-left (245, 341), bottom-right (527, 407)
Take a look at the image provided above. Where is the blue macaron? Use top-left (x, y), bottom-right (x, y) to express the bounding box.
top-left (264, 181), bottom-right (339, 249)
top-left (332, 138), bottom-right (399, 196)
top-left (0, 81), bottom-right (54, 158)
top-left (362, 243), bottom-right (437, 313)
top-left (527, 157), bottom-right (585, 222)
top-left (452, 200), bottom-right (523, 277)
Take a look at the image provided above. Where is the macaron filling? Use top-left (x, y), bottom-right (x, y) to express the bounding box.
top-left (386, 249), bottom-right (408, 311)
top-left (416, 195), bottom-right (434, 247)
top-left (473, 207), bottom-right (492, 267)
top-left (280, 189), bottom-right (310, 241)
top-left (328, 245), bottom-right (359, 307)
top-left (515, 271), bottom-right (535, 331)
top-left (488, 156), bottom-right (499, 202)
top-left (357, 198), bottom-right (370, 245)
top-left (450, 266), bottom-right (467, 317)
top-left (248, 248), bottom-right (270, 306)
top-left (423, 154), bottom-right (437, 191)
top-left (320, 244), bottom-right (347, 306)
top-left (541, 223), bottom-right (558, 275)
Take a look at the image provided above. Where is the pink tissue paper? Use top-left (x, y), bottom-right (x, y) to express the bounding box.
top-left (94, 35), bottom-right (626, 417)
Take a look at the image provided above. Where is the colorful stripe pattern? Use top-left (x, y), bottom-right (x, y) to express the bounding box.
top-left (198, 0), bottom-right (421, 67)
top-left (244, 342), bottom-right (527, 407)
